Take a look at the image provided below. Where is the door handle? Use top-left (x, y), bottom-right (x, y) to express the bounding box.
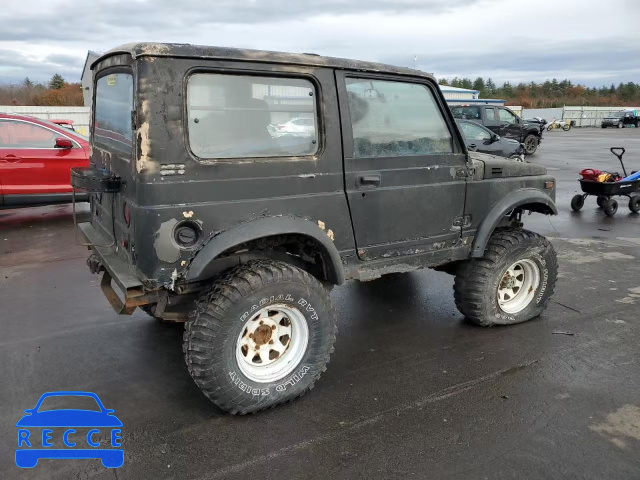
top-left (1, 154), bottom-right (22, 163)
top-left (357, 174), bottom-right (381, 187)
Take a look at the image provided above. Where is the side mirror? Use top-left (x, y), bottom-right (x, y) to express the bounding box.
top-left (55, 137), bottom-right (73, 149)
top-left (492, 134), bottom-right (500, 142)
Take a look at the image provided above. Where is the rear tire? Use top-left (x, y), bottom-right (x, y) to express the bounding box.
top-left (183, 260), bottom-right (337, 414)
top-left (629, 196), bottom-right (640, 213)
top-left (523, 134), bottom-right (539, 155)
top-left (454, 228), bottom-right (557, 326)
top-left (571, 194), bottom-right (585, 211)
top-left (604, 198), bottom-right (618, 217)
top-left (596, 196), bottom-right (607, 208)
top-left (562, 124), bottom-right (571, 131)
top-left (618, 122), bottom-right (623, 129)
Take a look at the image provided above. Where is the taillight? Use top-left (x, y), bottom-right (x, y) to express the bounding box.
top-left (123, 202), bottom-right (131, 226)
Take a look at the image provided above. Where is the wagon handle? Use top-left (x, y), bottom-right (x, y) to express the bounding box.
top-left (610, 147), bottom-right (627, 177)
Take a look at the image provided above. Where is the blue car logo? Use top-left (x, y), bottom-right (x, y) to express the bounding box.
top-left (16, 391), bottom-right (123, 468)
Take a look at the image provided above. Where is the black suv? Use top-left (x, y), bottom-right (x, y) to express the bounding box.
top-left (601, 111), bottom-right (639, 128)
top-left (451, 105), bottom-right (543, 155)
top-left (72, 43), bottom-right (558, 414)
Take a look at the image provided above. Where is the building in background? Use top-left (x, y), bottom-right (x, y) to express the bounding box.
top-left (438, 85), bottom-right (506, 106)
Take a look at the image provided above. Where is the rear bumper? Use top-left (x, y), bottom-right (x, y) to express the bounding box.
top-left (78, 222), bottom-right (160, 314)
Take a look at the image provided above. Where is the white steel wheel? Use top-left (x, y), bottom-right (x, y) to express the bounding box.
top-left (236, 304), bottom-right (309, 383)
top-left (497, 259), bottom-right (541, 314)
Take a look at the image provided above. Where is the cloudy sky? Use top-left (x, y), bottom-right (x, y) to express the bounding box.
top-left (0, 0), bottom-right (638, 87)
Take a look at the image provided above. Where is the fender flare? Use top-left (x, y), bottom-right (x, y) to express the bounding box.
top-left (471, 189), bottom-right (557, 258)
top-left (186, 216), bottom-right (345, 284)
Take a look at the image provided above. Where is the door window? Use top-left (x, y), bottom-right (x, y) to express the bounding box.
top-left (0, 120), bottom-right (60, 148)
top-left (345, 78), bottom-right (453, 158)
top-left (459, 121), bottom-right (492, 141)
top-left (484, 107), bottom-right (496, 121)
top-left (187, 73), bottom-right (318, 159)
top-left (498, 108), bottom-right (517, 124)
top-left (94, 72), bottom-right (134, 154)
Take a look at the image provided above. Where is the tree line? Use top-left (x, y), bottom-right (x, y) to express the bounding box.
top-left (0, 74), bottom-right (84, 107)
top-left (439, 77), bottom-right (640, 108)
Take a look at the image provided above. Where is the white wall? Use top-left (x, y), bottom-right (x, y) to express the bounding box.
top-left (0, 106), bottom-right (90, 136)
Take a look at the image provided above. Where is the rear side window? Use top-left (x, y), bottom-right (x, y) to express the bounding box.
top-left (345, 78), bottom-right (453, 158)
top-left (451, 106), bottom-right (480, 120)
top-left (94, 73), bottom-right (134, 154)
top-left (187, 74), bottom-right (318, 159)
top-left (484, 107), bottom-right (496, 121)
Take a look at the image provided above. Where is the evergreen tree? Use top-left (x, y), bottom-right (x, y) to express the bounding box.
top-left (23, 77), bottom-right (34, 88)
top-left (485, 78), bottom-right (496, 94)
top-left (472, 77), bottom-right (485, 92)
top-left (49, 74), bottom-right (65, 90)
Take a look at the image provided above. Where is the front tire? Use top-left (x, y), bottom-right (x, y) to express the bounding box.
top-left (618, 122), bottom-right (624, 129)
top-left (523, 134), bottom-right (539, 155)
top-left (628, 196), bottom-right (640, 213)
top-left (454, 228), bottom-right (557, 326)
top-left (183, 260), bottom-right (337, 414)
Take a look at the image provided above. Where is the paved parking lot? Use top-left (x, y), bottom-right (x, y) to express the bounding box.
top-left (1, 128), bottom-right (639, 479)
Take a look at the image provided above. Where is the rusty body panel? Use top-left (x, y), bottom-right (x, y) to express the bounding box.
top-left (76, 43), bottom-right (556, 313)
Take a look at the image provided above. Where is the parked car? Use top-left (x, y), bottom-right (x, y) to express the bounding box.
top-left (0, 114), bottom-right (89, 208)
top-left (450, 105), bottom-right (543, 155)
top-left (269, 117), bottom-right (315, 137)
top-left (456, 119), bottom-right (525, 160)
top-left (601, 111), bottom-right (639, 128)
top-left (73, 43), bottom-right (558, 415)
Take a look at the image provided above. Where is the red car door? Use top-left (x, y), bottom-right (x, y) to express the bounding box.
top-left (0, 119), bottom-right (86, 195)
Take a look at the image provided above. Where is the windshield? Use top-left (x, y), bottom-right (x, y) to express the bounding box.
top-left (608, 112), bottom-right (624, 117)
top-left (37, 395), bottom-right (101, 412)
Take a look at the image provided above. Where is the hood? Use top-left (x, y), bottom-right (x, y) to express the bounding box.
top-left (469, 151), bottom-right (547, 179)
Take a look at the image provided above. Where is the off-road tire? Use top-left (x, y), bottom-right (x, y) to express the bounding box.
top-left (629, 196), bottom-right (640, 213)
top-left (523, 134), bottom-right (539, 155)
top-left (562, 123), bottom-right (571, 131)
top-left (604, 198), bottom-right (618, 217)
top-left (454, 228), bottom-right (557, 326)
top-left (597, 196), bottom-right (607, 208)
top-left (571, 194), bottom-right (585, 211)
top-left (183, 260), bottom-right (337, 414)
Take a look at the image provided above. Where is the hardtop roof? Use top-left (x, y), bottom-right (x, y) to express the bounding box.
top-left (93, 42), bottom-right (434, 80)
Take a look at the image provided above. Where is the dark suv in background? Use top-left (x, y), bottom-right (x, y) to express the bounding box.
top-left (451, 105), bottom-right (542, 155)
top-left (601, 111), bottom-right (639, 128)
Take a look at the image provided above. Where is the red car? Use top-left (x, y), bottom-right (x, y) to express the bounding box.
top-left (0, 113), bottom-right (89, 208)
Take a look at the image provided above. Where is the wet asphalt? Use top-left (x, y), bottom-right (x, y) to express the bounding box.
top-left (1, 128), bottom-right (639, 479)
